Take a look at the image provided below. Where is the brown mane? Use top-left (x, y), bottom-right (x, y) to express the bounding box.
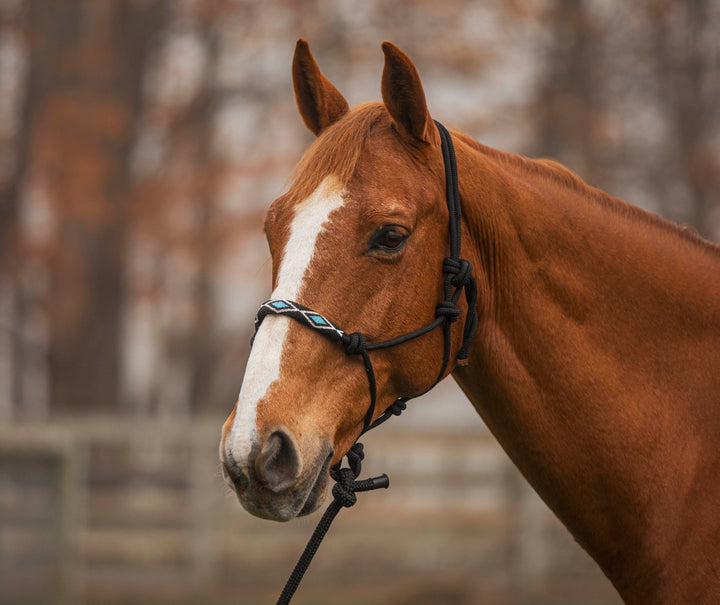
top-left (452, 130), bottom-right (720, 254)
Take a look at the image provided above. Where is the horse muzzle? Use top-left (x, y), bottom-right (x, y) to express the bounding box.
top-left (221, 425), bottom-right (333, 521)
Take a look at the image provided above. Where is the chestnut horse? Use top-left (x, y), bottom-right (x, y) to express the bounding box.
top-left (220, 40), bottom-right (720, 604)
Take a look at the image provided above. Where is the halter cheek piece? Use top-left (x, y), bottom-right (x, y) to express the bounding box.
top-left (251, 121), bottom-right (478, 605)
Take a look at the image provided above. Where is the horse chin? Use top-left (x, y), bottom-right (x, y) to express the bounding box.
top-left (297, 467), bottom-right (329, 516)
top-left (295, 446), bottom-right (333, 517)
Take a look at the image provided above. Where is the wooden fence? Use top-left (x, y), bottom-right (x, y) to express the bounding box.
top-left (0, 419), bottom-right (620, 605)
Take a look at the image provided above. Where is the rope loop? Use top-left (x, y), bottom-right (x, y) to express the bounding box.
top-left (342, 332), bottom-right (366, 355)
top-left (345, 442), bottom-right (364, 476)
top-left (435, 301), bottom-right (461, 323)
top-left (443, 257), bottom-right (473, 288)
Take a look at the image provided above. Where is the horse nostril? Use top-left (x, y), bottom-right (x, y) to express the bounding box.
top-left (255, 427), bottom-right (301, 493)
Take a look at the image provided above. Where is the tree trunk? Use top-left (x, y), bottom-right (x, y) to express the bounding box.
top-left (23, 0), bottom-right (165, 414)
top-left (532, 0), bottom-right (603, 185)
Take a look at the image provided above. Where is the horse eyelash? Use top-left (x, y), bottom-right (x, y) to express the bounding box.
top-left (368, 225), bottom-right (409, 253)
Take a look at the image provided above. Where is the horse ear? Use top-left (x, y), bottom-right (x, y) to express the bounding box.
top-left (292, 39), bottom-right (349, 136)
top-left (381, 42), bottom-right (434, 144)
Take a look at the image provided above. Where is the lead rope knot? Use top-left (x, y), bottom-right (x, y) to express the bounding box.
top-left (331, 468), bottom-right (358, 508)
top-left (329, 442), bottom-right (364, 507)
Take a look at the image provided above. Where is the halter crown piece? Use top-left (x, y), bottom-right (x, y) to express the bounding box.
top-left (251, 121), bottom-right (478, 605)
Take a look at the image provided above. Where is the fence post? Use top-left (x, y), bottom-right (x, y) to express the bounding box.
top-left (57, 431), bottom-right (84, 605)
top-left (0, 426), bottom-right (83, 605)
top-left (189, 422), bottom-right (222, 595)
top-left (503, 459), bottom-right (549, 604)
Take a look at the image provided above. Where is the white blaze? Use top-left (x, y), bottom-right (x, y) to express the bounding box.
top-left (228, 177), bottom-right (346, 464)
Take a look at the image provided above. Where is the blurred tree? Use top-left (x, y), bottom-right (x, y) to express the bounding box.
top-left (0, 3), bottom-right (29, 416)
top-left (1, 0), bottom-right (717, 421)
top-left (531, 0), bottom-right (604, 185)
top-left (531, 0), bottom-right (719, 240)
top-left (19, 0), bottom-right (165, 413)
top-left (649, 0), bottom-right (720, 238)
top-left (124, 0), bottom-right (239, 415)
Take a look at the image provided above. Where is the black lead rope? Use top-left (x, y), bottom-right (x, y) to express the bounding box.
top-left (251, 121), bottom-right (478, 605)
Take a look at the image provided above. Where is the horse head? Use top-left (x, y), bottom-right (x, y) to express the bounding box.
top-left (220, 40), bottom-right (473, 521)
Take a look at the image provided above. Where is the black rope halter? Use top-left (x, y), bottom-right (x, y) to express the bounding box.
top-left (251, 121), bottom-right (478, 605)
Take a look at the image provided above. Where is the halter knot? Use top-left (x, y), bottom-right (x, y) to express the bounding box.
top-left (441, 256), bottom-right (479, 365)
top-left (387, 399), bottom-right (407, 416)
top-left (435, 301), bottom-right (461, 322)
top-left (443, 257), bottom-right (473, 287)
top-left (342, 332), bottom-right (366, 355)
top-left (331, 468), bottom-right (358, 508)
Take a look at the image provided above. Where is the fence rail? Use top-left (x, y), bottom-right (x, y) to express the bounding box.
top-left (0, 419), bottom-right (619, 605)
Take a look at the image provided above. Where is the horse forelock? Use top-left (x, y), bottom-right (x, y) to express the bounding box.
top-left (288, 102), bottom-right (389, 205)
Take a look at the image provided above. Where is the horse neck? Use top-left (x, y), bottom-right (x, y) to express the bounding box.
top-left (452, 139), bottom-right (720, 603)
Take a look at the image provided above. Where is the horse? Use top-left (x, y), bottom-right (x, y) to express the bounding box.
top-left (220, 39), bottom-right (720, 604)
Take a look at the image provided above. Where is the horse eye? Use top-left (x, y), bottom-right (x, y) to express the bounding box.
top-left (370, 226), bottom-right (408, 253)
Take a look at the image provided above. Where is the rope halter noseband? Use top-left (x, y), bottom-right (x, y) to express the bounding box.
top-left (251, 121), bottom-right (478, 605)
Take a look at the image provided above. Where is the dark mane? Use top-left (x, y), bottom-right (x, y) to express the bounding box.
top-left (289, 102), bottom-right (387, 203)
top-left (452, 130), bottom-right (720, 254)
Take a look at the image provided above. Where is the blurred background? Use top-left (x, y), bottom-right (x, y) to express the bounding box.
top-left (0, 0), bottom-right (718, 604)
